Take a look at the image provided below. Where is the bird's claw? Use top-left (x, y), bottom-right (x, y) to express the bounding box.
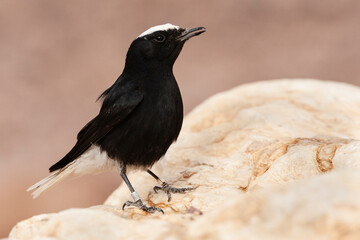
top-left (122, 199), bottom-right (164, 214)
top-left (153, 182), bottom-right (194, 202)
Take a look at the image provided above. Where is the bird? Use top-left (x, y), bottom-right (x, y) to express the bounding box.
top-left (27, 23), bottom-right (206, 213)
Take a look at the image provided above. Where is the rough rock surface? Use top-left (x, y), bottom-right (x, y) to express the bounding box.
top-left (10, 79), bottom-right (360, 239)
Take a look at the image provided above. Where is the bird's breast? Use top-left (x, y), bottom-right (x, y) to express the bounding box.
top-left (99, 77), bottom-right (183, 167)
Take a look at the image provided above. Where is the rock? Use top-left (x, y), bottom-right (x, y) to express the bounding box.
top-left (9, 79), bottom-right (360, 239)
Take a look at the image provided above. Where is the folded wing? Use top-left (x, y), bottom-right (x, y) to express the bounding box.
top-left (49, 80), bottom-right (143, 172)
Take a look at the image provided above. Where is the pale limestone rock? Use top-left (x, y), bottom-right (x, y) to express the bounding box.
top-left (10, 79), bottom-right (360, 239)
top-left (189, 170), bottom-right (360, 240)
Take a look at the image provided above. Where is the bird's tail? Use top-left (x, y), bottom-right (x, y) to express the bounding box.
top-left (27, 146), bottom-right (117, 198)
top-left (27, 161), bottom-right (77, 198)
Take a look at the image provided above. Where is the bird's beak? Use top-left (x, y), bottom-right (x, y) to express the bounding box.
top-left (176, 27), bottom-right (206, 42)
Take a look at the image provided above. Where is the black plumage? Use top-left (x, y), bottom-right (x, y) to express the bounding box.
top-left (29, 24), bottom-right (206, 213)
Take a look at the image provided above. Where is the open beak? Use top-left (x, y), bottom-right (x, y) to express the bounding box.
top-left (176, 27), bottom-right (206, 42)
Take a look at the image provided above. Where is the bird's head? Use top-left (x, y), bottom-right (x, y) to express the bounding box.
top-left (124, 23), bottom-right (206, 72)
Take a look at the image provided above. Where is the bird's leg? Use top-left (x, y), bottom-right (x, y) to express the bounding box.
top-left (147, 169), bottom-right (194, 202)
top-left (120, 165), bottom-right (163, 214)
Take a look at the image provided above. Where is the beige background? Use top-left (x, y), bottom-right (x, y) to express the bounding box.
top-left (1, 0), bottom-right (360, 237)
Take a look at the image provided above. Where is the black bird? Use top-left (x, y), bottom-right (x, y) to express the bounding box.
top-left (28, 23), bottom-right (206, 213)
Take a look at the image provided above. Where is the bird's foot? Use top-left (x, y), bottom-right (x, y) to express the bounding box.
top-left (122, 199), bottom-right (164, 214)
top-left (153, 182), bottom-right (194, 202)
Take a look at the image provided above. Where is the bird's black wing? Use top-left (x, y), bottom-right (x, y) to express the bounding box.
top-left (49, 81), bottom-right (143, 172)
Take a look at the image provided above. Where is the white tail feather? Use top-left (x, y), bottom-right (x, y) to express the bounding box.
top-left (27, 145), bottom-right (117, 198)
top-left (27, 161), bottom-right (77, 198)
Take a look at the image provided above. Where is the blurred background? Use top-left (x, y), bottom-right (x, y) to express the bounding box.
top-left (1, 0), bottom-right (360, 236)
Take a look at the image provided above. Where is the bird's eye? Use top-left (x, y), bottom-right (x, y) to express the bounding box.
top-left (154, 34), bottom-right (166, 43)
